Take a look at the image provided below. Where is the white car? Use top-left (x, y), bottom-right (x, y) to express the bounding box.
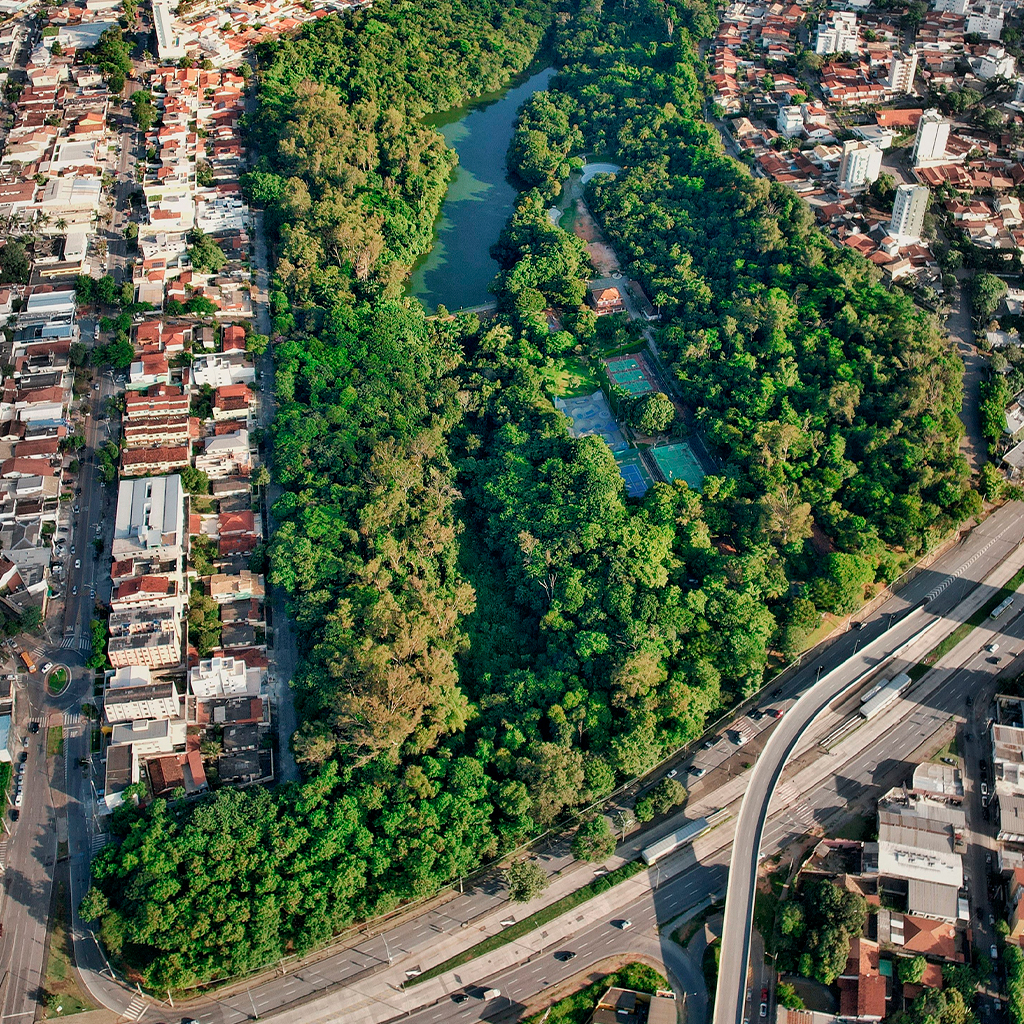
top-left (74, 559), bottom-right (81, 570)
top-left (41, 662), bottom-right (51, 673)
top-left (992, 944), bottom-right (999, 959)
top-left (987, 643), bottom-right (1000, 653)
top-left (14, 791), bottom-right (22, 808)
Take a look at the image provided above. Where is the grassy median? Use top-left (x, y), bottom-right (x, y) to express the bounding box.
top-left (407, 859), bottom-right (645, 986)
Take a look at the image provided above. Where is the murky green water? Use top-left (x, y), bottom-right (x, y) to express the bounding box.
top-left (408, 66), bottom-right (556, 313)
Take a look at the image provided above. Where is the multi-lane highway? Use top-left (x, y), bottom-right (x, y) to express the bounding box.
top-left (714, 502), bottom-right (1024, 1024)
top-left (53, 502), bottom-right (1019, 1024)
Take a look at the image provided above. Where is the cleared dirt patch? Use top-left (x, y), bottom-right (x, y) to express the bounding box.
top-left (572, 200), bottom-right (620, 276)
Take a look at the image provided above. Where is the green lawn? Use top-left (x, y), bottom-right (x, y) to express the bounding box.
top-left (43, 881), bottom-right (96, 1018)
top-left (47, 725), bottom-right (63, 758)
top-left (46, 668), bottom-right (68, 695)
top-left (539, 355), bottom-right (599, 398)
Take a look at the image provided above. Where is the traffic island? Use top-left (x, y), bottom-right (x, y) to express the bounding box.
top-left (45, 666), bottom-right (70, 697)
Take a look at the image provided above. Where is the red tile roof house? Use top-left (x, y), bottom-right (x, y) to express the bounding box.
top-left (218, 510), bottom-right (257, 556)
top-left (222, 324), bottom-right (246, 352)
top-left (838, 938), bottom-right (887, 1022)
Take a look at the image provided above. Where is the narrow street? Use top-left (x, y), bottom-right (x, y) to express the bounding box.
top-left (950, 268), bottom-right (988, 474)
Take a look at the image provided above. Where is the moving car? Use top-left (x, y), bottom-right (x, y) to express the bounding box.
top-left (616, 919), bottom-right (633, 929)
top-left (555, 951), bottom-right (577, 962)
top-left (480, 988), bottom-right (501, 1000)
top-left (760, 1003), bottom-right (768, 1018)
top-left (762, 989), bottom-right (769, 1001)
top-left (451, 994), bottom-right (468, 1004)
top-left (74, 559), bottom-right (81, 570)
top-left (768, 708), bottom-right (784, 719)
top-left (701, 738), bottom-right (715, 749)
top-left (41, 662), bottom-right (51, 673)
top-left (992, 944), bottom-right (999, 959)
top-left (987, 643), bottom-right (1000, 653)
top-left (29, 721), bottom-right (38, 733)
top-left (688, 766), bottom-right (706, 777)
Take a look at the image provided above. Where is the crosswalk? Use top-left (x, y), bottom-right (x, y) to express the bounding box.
top-left (90, 831), bottom-right (108, 854)
top-left (62, 710), bottom-right (79, 726)
top-left (119, 992), bottom-right (147, 1022)
top-left (59, 635), bottom-right (92, 651)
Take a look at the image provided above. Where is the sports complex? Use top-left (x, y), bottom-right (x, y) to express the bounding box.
top-left (555, 349), bottom-right (711, 498)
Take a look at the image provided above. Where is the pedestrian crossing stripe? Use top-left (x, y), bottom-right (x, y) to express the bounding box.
top-left (122, 992), bottom-right (146, 1021)
top-left (63, 712), bottom-right (79, 725)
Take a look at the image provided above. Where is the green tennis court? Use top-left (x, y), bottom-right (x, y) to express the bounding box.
top-left (650, 442), bottom-right (705, 489)
top-left (619, 378), bottom-right (654, 395)
top-left (612, 369), bottom-right (646, 384)
top-left (607, 357), bottom-right (640, 373)
top-left (614, 449), bottom-right (653, 498)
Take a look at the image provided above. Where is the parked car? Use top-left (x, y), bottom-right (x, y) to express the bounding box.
top-left (992, 944), bottom-right (999, 960)
top-left (941, 757), bottom-right (956, 765)
top-left (688, 766), bottom-right (706, 777)
top-left (9, 809), bottom-right (17, 822)
top-left (982, 782), bottom-right (990, 797)
top-left (28, 722), bottom-right (38, 733)
top-left (701, 738), bottom-right (715, 750)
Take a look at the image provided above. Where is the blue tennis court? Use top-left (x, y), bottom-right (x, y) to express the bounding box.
top-left (608, 357), bottom-right (640, 373)
top-left (615, 450), bottom-right (654, 497)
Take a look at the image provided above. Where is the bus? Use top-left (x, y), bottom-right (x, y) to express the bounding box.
top-left (860, 672), bottom-right (912, 719)
top-left (20, 651), bottom-right (35, 673)
top-left (991, 596), bottom-right (1015, 620)
top-left (641, 817), bottom-right (711, 865)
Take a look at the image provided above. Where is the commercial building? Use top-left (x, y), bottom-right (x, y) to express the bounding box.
top-left (112, 475), bottom-right (185, 565)
top-left (889, 185), bottom-right (930, 246)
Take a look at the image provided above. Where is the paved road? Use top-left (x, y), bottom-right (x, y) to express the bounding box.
top-left (949, 267), bottom-right (988, 474)
top-left (68, 504), bottom-right (1016, 1024)
top-left (714, 502), bottom-right (1024, 1024)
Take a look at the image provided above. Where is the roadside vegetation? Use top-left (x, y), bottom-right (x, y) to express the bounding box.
top-left (81, 0), bottom-right (976, 994)
top-left (43, 881), bottom-right (96, 1018)
top-left (523, 962), bottom-right (667, 1024)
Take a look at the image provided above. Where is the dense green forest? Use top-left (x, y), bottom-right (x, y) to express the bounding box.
top-left (80, 0), bottom-right (974, 991)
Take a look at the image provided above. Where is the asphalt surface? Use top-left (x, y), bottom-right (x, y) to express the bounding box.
top-left (715, 502), bottom-right (1024, 1024)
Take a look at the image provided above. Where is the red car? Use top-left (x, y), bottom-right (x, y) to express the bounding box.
top-left (768, 708), bottom-right (784, 719)
top-left (762, 988), bottom-right (769, 1002)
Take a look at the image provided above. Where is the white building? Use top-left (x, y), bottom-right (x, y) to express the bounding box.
top-left (153, 0), bottom-right (190, 59)
top-left (815, 11), bottom-right (858, 54)
top-left (976, 46), bottom-right (1016, 81)
top-left (112, 475), bottom-right (185, 564)
top-left (777, 104), bottom-right (804, 138)
top-left (888, 49), bottom-right (919, 94)
top-left (189, 655), bottom-right (263, 699)
top-left (838, 140), bottom-right (884, 191)
top-left (933, 0), bottom-right (967, 12)
top-left (890, 184), bottom-right (930, 246)
top-left (110, 717), bottom-right (186, 756)
top-left (967, 3), bottom-right (1004, 40)
top-left (104, 665), bottom-right (182, 723)
top-left (912, 108), bottom-right (950, 165)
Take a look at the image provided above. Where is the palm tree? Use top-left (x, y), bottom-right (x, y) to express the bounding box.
top-left (55, 218), bottom-right (67, 232)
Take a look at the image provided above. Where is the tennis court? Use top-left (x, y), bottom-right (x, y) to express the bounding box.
top-left (607, 357), bottom-right (640, 374)
top-left (555, 391), bottom-right (628, 452)
top-left (615, 450), bottom-right (653, 498)
top-left (650, 442), bottom-right (706, 489)
top-left (611, 369), bottom-right (646, 384)
top-left (618, 378), bottom-right (654, 396)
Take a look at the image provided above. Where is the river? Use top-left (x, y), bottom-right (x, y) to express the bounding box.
top-left (408, 66), bottom-right (556, 313)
